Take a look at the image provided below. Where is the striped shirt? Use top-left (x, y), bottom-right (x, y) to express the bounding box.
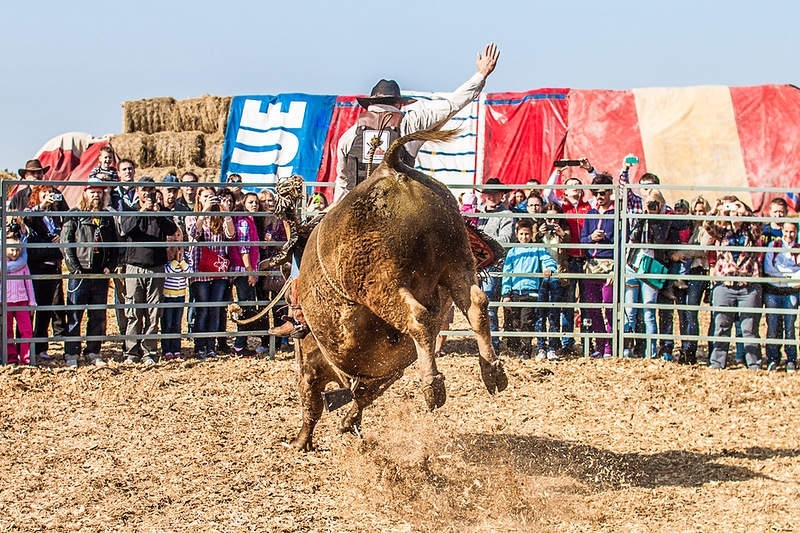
top-left (163, 257), bottom-right (191, 297)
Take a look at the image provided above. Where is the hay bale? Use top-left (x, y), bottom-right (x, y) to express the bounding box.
top-left (174, 96), bottom-right (232, 134)
top-left (136, 166), bottom-right (220, 184)
top-left (110, 132), bottom-right (155, 167)
top-left (151, 131), bottom-right (204, 167)
top-left (122, 97), bottom-right (177, 134)
top-left (204, 132), bottom-right (225, 169)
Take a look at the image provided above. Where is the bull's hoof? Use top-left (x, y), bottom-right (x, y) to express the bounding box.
top-left (480, 359), bottom-right (508, 394)
top-left (340, 406), bottom-right (363, 436)
top-left (287, 436), bottom-right (314, 452)
top-left (422, 373), bottom-right (446, 410)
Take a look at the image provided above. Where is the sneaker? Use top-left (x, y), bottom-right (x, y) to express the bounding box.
top-left (255, 345), bottom-right (268, 354)
top-left (91, 356), bottom-right (108, 367)
top-left (787, 361), bottom-right (796, 373)
top-left (767, 361), bottom-right (778, 372)
top-left (163, 352), bottom-right (174, 361)
top-left (519, 351), bottom-right (531, 360)
top-left (124, 356), bottom-right (138, 364)
top-left (65, 354), bottom-right (78, 368)
top-left (194, 350), bottom-right (206, 360)
top-left (206, 351), bottom-right (217, 359)
top-left (623, 348), bottom-right (633, 358)
top-left (141, 356), bottom-right (156, 367)
top-left (546, 349), bottom-right (560, 361)
top-left (174, 352), bottom-right (183, 360)
top-left (536, 349), bottom-right (547, 360)
top-left (216, 343), bottom-right (231, 355)
top-left (37, 352), bottom-right (53, 362)
top-left (589, 351), bottom-right (603, 359)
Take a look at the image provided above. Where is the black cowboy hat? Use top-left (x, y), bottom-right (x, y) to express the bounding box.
top-left (356, 79), bottom-right (417, 109)
top-left (480, 177), bottom-right (510, 194)
top-left (18, 158), bottom-right (50, 177)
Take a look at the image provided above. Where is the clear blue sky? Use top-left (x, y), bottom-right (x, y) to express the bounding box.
top-left (0, 0), bottom-right (797, 170)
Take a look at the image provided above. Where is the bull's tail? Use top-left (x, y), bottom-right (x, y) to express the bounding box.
top-left (383, 110), bottom-right (461, 171)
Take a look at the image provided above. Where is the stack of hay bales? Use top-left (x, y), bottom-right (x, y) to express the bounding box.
top-left (113, 95), bottom-right (231, 182)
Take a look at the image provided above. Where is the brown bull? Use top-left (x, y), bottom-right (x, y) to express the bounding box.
top-left (290, 124), bottom-right (508, 451)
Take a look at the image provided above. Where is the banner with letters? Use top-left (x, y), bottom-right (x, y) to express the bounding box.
top-left (221, 94), bottom-right (336, 187)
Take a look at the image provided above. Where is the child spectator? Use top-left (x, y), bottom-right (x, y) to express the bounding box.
top-left (762, 220), bottom-right (800, 373)
top-left (667, 198), bottom-right (694, 290)
top-left (535, 202), bottom-right (571, 359)
top-left (161, 229), bottom-right (190, 360)
top-left (761, 197), bottom-right (788, 247)
top-left (501, 218), bottom-right (558, 359)
top-left (459, 191), bottom-right (479, 227)
top-left (5, 224), bottom-right (36, 365)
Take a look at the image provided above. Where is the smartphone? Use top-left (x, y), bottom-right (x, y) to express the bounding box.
top-left (624, 155), bottom-right (639, 165)
top-left (51, 193), bottom-right (63, 202)
top-left (554, 159), bottom-right (582, 167)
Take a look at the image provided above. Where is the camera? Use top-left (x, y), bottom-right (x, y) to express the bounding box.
top-left (545, 224), bottom-right (556, 232)
top-left (210, 195), bottom-right (221, 204)
top-left (646, 200), bottom-right (661, 212)
top-left (554, 159), bottom-right (582, 167)
top-left (51, 193), bottom-right (63, 202)
top-left (143, 191), bottom-right (157, 202)
top-left (723, 202), bottom-right (738, 212)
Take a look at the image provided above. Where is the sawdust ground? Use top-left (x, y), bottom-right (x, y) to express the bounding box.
top-left (1, 334), bottom-right (799, 532)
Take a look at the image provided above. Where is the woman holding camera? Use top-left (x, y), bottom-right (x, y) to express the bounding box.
top-left (23, 184), bottom-right (68, 361)
top-left (186, 187), bottom-right (233, 359)
top-left (704, 196), bottom-right (763, 370)
top-left (623, 189), bottom-right (677, 359)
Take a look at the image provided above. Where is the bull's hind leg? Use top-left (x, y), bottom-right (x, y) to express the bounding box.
top-left (340, 371), bottom-right (403, 436)
top-left (290, 340), bottom-right (337, 451)
top-left (448, 275), bottom-right (508, 395)
top-left (394, 288), bottom-right (446, 410)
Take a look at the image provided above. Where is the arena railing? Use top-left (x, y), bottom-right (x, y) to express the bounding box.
top-left (2, 178), bottom-right (798, 366)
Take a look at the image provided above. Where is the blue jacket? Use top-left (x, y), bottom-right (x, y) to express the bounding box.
top-left (580, 207), bottom-right (616, 259)
top-left (501, 245), bottom-right (559, 297)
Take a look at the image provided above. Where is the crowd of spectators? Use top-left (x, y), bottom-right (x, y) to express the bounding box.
top-left (4, 150), bottom-right (800, 374)
top-left (5, 151), bottom-right (293, 366)
top-left (467, 157), bottom-right (799, 373)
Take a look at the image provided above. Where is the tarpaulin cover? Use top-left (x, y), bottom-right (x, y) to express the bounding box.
top-left (11, 132), bottom-right (110, 209)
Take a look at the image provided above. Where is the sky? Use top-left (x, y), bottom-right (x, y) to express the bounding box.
top-left (0, 0), bottom-right (798, 170)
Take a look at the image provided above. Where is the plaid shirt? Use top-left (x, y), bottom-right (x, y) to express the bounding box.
top-left (186, 216), bottom-right (229, 283)
top-left (706, 220), bottom-right (762, 280)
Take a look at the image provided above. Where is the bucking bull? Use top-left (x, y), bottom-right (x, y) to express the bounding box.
top-left (246, 121), bottom-right (509, 451)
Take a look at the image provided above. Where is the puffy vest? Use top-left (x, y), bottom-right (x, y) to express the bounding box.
top-left (345, 110), bottom-right (415, 186)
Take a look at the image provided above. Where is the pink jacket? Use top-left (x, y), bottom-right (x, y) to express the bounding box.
top-left (6, 264), bottom-right (36, 305)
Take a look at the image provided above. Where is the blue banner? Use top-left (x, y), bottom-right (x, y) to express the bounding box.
top-left (221, 94), bottom-right (336, 186)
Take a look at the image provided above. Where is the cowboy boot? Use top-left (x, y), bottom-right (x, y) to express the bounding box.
top-left (268, 316), bottom-right (307, 338)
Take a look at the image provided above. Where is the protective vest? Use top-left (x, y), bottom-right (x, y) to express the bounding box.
top-left (345, 110), bottom-right (415, 186)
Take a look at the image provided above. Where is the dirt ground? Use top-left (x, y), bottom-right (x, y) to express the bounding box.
top-left (1, 331), bottom-right (799, 533)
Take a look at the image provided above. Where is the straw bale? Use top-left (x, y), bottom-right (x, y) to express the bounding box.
top-left (173, 95), bottom-right (232, 134)
top-left (122, 97), bottom-right (177, 134)
top-left (136, 166), bottom-right (220, 184)
top-left (151, 131), bottom-right (205, 167)
top-left (203, 131), bottom-right (225, 169)
top-left (109, 132), bottom-right (155, 167)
